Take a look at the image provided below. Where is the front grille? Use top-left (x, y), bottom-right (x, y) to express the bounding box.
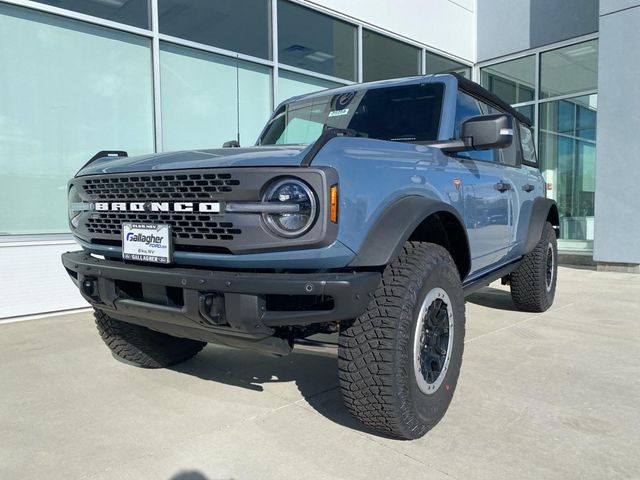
top-left (73, 167), bottom-right (334, 255)
top-left (76, 170), bottom-right (246, 249)
top-left (85, 213), bottom-right (241, 241)
top-left (81, 172), bottom-right (240, 201)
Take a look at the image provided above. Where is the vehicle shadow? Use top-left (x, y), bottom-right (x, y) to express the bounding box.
top-left (170, 339), bottom-right (396, 439)
top-left (466, 286), bottom-right (518, 311)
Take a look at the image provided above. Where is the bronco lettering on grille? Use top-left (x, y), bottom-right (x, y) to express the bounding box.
top-left (93, 202), bottom-right (220, 213)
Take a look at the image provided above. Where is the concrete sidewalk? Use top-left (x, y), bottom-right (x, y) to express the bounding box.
top-left (1, 266), bottom-right (639, 480)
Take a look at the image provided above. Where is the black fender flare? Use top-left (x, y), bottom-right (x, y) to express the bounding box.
top-left (348, 196), bottom-right (471, 277)
top-left (522, 197), bottom-right (560, 254)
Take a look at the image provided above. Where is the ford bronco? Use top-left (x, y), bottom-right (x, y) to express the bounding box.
top-left (62, 74), bottom-right (559, 439)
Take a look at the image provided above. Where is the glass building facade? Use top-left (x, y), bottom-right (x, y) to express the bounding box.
top-left (480, 39), bottom-right (598, 252)
top-left (0, 0), bottom-right (471, 237)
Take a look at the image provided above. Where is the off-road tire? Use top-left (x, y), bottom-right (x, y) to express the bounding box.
top-left (94, 309), bottom-right (206, 368)
top-left (338, 242), bottom-right (465, 440)
top-left (510, 221), bottom-right (558, 312)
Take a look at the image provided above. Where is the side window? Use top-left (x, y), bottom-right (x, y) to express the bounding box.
top-left (454, 91), bottom-right (495, 162)
top-left (519, 123), bottom-right (537, 166)
top-left (479, 100), bottom-right (518, 167)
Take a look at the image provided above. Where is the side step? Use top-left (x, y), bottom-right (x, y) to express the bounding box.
top-left (462, 259), bottom-right (521, 297)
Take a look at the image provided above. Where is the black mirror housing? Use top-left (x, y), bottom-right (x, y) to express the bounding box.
top-left (461, 113), bottom-right (514, 150)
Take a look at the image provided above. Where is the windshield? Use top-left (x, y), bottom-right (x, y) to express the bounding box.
top-left (259, 82), bottom-right (444, 145)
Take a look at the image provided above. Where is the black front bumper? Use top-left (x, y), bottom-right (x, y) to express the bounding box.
top-left (62, 251), bottom-right (379, 354)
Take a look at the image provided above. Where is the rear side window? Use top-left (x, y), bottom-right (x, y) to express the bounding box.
top-left (519, 123), bottom-right (537, 166)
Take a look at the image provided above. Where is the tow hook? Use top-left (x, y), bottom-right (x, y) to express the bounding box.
top-left (81, 277), bottom-right (99, 301)
top-left (198, 293), bottom-right (226, 326)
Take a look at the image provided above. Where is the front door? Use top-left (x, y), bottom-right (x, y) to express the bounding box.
top-left (460, 159), bottom-right (511, 273)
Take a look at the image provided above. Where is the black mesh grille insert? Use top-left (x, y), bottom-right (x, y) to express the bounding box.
top-left (85, 212), bottom-right (241, 241)
top-left (81, 172), bottom-right (240, 201)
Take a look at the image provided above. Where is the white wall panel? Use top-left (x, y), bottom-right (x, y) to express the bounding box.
top-left (304, 0), bottom-right (474, 61)
top-left (0, 242), bottom-right (87, 319)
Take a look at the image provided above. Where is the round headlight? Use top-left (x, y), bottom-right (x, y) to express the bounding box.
top-left (262, 178), bottom-right (317, 237)
top-left (68, 185), bottom-right (82, 228)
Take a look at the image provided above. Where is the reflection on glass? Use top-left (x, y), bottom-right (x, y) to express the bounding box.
top-left (277, 70), bottom-right (340, 104)
top-left (278, 0), bottom-right (356, 80)
top-left (539, 94), bottom-right (597, 242)
top-left (158, 0), bottom-right (270, 59)
top-left (0, 4), bottom-right (155, 234)
top-left (261, 83), bottom-right (444, 145)
top-left (32, 0), bottom-right (150, 28)
top-left (514, 104), bottom-right (535, 127)
top-left (362, 29), bottom-right (421, 81)
top-left (540, 40), bottom-right (598, 99)
top-left (481, 55), bottom-right (535, 105)
top-left (425, 51), bottom-right (471, 78)
top-left (160, 43), bottom-right (272, 151)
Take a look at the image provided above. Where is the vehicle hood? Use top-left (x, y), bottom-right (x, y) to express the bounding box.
top-left (76, 145), bottom-right (309, 176)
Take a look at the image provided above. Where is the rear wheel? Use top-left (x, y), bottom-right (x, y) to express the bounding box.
top-left (94, 309), bottom-right (206, 368)
top-left (338, 242), bottom-right (465, 439)
top-left (510, 221), bottom-right (558, 312)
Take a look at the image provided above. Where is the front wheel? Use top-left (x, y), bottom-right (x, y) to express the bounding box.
top-left (94, 309), bottom-right (206, 368)
top-left (338, 242), bottom-right (465, 439)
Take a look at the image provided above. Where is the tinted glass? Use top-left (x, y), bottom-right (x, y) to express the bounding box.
top-left (158, 0), bottom-right (270, 59)
top-left (278, 0), bottom-right (356, 80)
top-left (362, 29), bottom-right (421, 81)
top-left (0, 4), bottom-right (154, 234)
top-left (160, 43), bottom-right (271, 151)
top-left (481, 101), bottom-right (517, 167)
top-left (454, 92), bottom-right (494, 161)
top-left (260, 83), bottom-right (444, 145)
top-left (540, 40), bottom-right (598, 99)
top-left (425, 51), bottom-right (470, 78)
top-left (32, 0), bottom-right (149, 28)
top-left (539, 94), bottom-right (597, 242)
top-left (481, 55), bottom-right (535, 104)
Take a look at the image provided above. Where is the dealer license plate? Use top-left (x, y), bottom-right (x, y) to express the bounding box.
top-left (122, 223), bottom-right (172, 264)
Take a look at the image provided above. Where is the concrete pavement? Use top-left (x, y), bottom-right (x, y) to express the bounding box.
top-left (1, 266), bottom-right (639, 479)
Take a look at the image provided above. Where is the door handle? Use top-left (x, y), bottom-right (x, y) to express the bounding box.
top-left (495, 181), bottom-right (512, 192)
top-left (522, 184), bottom-right (535, 192)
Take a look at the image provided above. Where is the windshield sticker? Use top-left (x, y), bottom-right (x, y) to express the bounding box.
top-left (335, 92), bottom-right (356, 109)
top-left (328, 108), bottom-right (349, 117)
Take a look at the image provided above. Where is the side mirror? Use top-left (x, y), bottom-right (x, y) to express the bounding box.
top-left (223, 140), bottom-right (240, 148)
top-left (461, 113), bottom-right (514, 150)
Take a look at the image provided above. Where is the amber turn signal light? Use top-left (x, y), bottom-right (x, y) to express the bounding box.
top-left (330, 185), bottom-right (338, 223)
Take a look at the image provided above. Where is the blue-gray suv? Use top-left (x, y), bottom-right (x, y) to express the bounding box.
top-left (62, 74), bottom-right (559, 439)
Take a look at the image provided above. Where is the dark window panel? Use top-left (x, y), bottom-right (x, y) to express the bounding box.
top-left (362, 29), bottom-right (421, 81)
top-left (277, 0), bottom-right (356, 81)
top-left (425, 51), bottom-right (470, 78)
top-left (158, 0), bottom-right (270, 59)
top-left (32, 0), bottom-right (150, 29)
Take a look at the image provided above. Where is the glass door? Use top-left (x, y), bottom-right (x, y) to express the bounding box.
top-left (539, 94), bottom-right (597, 251)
